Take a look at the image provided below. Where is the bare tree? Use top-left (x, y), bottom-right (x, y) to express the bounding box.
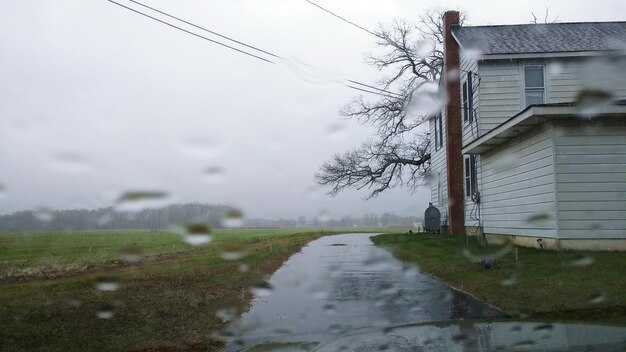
top-left (531, 7), bottom-right (560, 24)
top-left (316, 10), bottom-right (464, 198)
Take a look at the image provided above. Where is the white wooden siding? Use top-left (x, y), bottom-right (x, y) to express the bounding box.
top-left (479, 125), bottom-right (557, 237)
top-left (429, 110), bottom-right (448, 224)
top-left (553, 119), bottom-right (626, 239)
top-left (476, 60), bottom-right (521, 136)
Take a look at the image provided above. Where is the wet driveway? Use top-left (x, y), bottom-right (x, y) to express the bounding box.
top-left (223, 233), bottom-right (505, 350)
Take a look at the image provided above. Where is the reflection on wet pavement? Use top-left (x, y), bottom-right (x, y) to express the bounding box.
top-left (224, 233), bottom-right (505, 350)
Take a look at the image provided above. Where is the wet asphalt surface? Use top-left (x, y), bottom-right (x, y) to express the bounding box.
top-left (224, 233), bottom-right (505, 350)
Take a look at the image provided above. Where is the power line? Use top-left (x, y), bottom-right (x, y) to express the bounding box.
top-left (126, 0), bottom-right (281, 59)
top-left (107, 0), bottom-right (274, 64)
top-left (345, 85), bottom-right (399, 100)
top-left (304, 0), bottom-right (376, 37)
top-left (346, 80), bottom-right (402, 98)
top-left (108, 0), bottom-right (400, 98)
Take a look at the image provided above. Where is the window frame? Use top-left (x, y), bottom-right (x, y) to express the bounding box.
top-left (523, 64), bottom-right (546, 108)
top-left (462, 80), bottom-right (469, 123)
top-left (464, 154), bottom-right (478, 198)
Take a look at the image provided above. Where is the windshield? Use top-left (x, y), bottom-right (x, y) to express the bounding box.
top-left (1, 1), bottom-right (625, 351)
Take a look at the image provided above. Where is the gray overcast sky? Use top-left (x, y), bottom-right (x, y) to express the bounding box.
top-left (0, 0), bottom-right (623, 219)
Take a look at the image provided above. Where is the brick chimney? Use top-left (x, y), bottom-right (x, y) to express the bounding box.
top-left (442, 11), bottom-right (465, 236)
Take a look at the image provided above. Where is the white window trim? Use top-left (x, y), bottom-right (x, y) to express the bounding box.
top-left (521, 63), bottom-right (547, 109)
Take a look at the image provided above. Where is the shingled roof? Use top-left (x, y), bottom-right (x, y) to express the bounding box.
top-left (452, 21), bottom-right (626, 55)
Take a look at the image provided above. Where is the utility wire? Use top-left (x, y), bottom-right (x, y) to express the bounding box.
top-left (126, 0), bottom-right (281, 59)
top-left (346, 80), bottom-right (403, 98)
top-left (304, 0), bottom-right (377, 37)
top-left (345, 85), bottom-right (399, 99)
top-left (107, 0), bottom-right (274, 63)
top-left (108, 0), bottom-right (400, 98)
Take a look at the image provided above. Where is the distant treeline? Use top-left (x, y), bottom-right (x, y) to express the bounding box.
top-left (246, 213), bottom-right (422, 228)
top-left (0, 203), bottom-right (229, 232)
top-left (0, 204), bottom-right (422, 232)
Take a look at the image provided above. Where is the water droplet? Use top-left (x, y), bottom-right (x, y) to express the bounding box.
top-left (452, 333), bottom-right (469, 342)
top-left (525, 212), bottom-right (551, 223)
top-left (547, 61), bottom-right (564, 76)
top-left (115, 191), bottom-right (170, 213)
top-left (317, 209), bottom-right (330, 222)
top-left (222, 209), bottom-right (245, 228)
top-left (576, 90), bottom-right (614, 118)
top-left (326, 122), bottom-right (347, 142)
top-left (446, 68), bottom-right (460, 82)
top-left (215, 307), bottom-right (238, 321)
top-left (533, 323), bottom-right (554, 337)
top-left (181, 223), bottom-right (212, 246)
top-left (96, 305), bottom-right (114, 319)
top-left (220, 251), bottom-right (244, 260)
top-left (179, 136), bottom-right (220, 159)
top-left (96, 212), bottom-right (113, 226)
top-left (328, 324), bottom-right (344, 335)
top-left (250, 282), bottom-right (274, 297)
top-left (272, 328), bottom-right (293, 335)
top-left (510, 324), bottom-right (522, 332)
top-left (202, 166), bottom-right (224, 184)
top-left (119, 245), bottom-right (142, 262)
top-left (571, 254), bottom-right (594, 266)
top-left (406, 81), bottom-right (444, 117)
top-left (462, 241), bottom-right (514, 263)
top-left (212, 329), bottom-right (235, 341)
top-left (49, 151), bottom-right (91, 174)
top-left (67, 298), bottom-right (82, 307)
top-left (0, 183), bottom-right (6, 198)
top-left (500, 274), bottom-right (518, 286)
top-left (322, 303), bottom-right (336, 315)
top-left (513, 340), bottom-right (535, 348)
top-left (238, 264), bottom-right (249, 272)
top-left (95, 277), bottom-right (120, 292)
top-left (34, 208), bottom-right (55, 222)
top-left (589, 292), bottom-right (606, 304)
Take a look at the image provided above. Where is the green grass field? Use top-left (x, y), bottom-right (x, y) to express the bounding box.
top-left (371, 233), bottom-right (626, 326)
top-left (0, 227), bottom-right (403, 352)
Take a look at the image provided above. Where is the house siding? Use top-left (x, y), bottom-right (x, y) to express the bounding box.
top-left (429, 111), bottom-right (449, 225)
top-left (553, 118), bottom-right (626, 239)
top-left (479, 125), bottom-right (558, 238)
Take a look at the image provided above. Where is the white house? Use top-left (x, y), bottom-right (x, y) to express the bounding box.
top-left (430, 11), bottom-right (626, 250)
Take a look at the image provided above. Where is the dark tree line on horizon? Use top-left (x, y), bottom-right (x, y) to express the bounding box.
top-left (0, 203), bottom-right (422, 232)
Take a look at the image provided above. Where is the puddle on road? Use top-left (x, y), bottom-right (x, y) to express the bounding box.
top-left (223, 233), bottom-right (504, 350)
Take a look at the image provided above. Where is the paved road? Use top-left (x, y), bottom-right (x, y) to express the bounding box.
top-left (224, 233), bottom-right (505, 350)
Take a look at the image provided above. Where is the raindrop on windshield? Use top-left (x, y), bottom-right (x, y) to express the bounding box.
top-left (202, 166), bottom-right (224, 184)
top-left (96, 305), bottom-right (114, 319)
top-left (589, 292), bottom-right (606, 304)
top-left (181, 223), bottom-right (212, 246)
top-left (576, 89), bottom-right (614, 118)
top-left (119, 245), bottom-right (142, 263)
top-left (115, 191), bottom-right (170, 213)
top-left (525, 212), bottom-right (551, 224)
top-left (179, 136), bottom-right (220, 159)
top-left (222, 209), bottom-right (245, 228)
top-left (34, 207), bottom-right (55, 222)
top-left (49, 151), bottom-right (92, 174)
top-left (250, 282), bottom-right (274, 297)
top-left (571, 254), bottom-right (594, 267)
top-left (95, 277), bottom-right (120, 292)
top-left (325, 122), bottom-right (348, 142)
top-left (215, 307), bottom-right (238, 321)
top-left (0, 183), bottom-right (5, 198)
top-left (500, 274), bottom-right (518, 286)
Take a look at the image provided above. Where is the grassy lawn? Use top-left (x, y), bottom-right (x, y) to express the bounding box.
top-left (0, 228), bottom-right (399, 351)
top-left (371, 233), bottom-right (626, 326)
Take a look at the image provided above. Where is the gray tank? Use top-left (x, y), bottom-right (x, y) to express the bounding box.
top-left (423, 203), bottom-right (441, 233)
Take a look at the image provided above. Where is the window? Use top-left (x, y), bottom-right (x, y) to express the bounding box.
top-left (434, 113), bottom-right (443, 151)
top-left (462, 81), bottom-right (468, 122)
top-left (464, 154), bottom-right (477, 198)
top-left (524, 65), bottom-right (545, 107)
